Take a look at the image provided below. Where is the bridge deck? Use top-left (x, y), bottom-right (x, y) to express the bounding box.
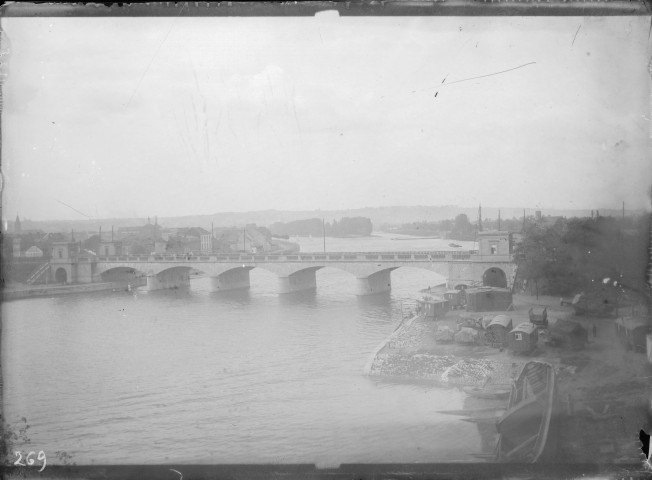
top-left (79, 250), bottom-right (511, 264)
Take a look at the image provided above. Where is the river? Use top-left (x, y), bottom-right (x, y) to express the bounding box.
top-left (2, 233), bottom-right (488, 466)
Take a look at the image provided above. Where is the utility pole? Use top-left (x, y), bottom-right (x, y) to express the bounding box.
top-left (478, 203), bottom-right (483, 232)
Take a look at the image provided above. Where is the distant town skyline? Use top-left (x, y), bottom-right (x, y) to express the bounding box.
top-left (2, 15), bottom-right (650, 221)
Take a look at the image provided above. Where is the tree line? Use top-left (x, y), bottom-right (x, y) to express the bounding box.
top-left (514, 214), bottom-right (650, 302)
top-left (391, 214), bottom-right (525, 240)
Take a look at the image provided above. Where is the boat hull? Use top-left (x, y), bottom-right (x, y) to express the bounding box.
top-left (495, 362), bottom-right (557, 463)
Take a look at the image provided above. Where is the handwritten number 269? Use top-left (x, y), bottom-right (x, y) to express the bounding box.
top-left (14, 451), bottom-right (46, 472)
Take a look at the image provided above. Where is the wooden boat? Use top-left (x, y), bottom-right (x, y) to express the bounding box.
top-left (494, 361), bottom-right (556, 463)
top-left (463, 385), bottom-right (511, 400)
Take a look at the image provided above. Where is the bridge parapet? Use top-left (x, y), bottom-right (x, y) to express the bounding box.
top-left (95, 250), bottom-right (487, 264)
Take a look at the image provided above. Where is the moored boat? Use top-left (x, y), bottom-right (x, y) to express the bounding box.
top-left (463, 385), bottom-right (511, 399)
top-left (494, 361), bottom-right (557, 462)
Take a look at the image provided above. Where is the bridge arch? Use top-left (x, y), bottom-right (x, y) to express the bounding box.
top-left (100, 266), bottom-right (145, 283)
top-left (54, 267), bottom-right (68, 283)
top-left (147, 266), bottom-right (193, 291)
top-left (482, 267), bottom-right (507, 288)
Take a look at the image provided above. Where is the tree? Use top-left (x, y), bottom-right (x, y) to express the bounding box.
top-left (514, 213), bottom-right (650, 302)
top-left (449, 214), bottom-right (475, 241)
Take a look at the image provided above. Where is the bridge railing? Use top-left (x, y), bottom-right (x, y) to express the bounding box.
top-left (94, 250), bottom-right (483, 263)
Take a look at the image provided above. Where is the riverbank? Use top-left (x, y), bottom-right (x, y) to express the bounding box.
top-left (366, 293), bottom-right (650, 464)
top-left (2, 278), bottom-right (146, 301)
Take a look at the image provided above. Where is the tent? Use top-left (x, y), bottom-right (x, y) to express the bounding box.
top-left (485, 315), bottom-right (513, 347)
top-left (508, 322), bottom-right (539, 354)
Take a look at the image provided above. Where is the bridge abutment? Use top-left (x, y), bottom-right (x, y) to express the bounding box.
top-left (210, 268), bottom-right (251, 292)
top-left (356, 269), bottom-right (394, 295)
top-left (278, 268), bottom-right (319, 294)
top-left (146, 269), bottom-right (190, 291)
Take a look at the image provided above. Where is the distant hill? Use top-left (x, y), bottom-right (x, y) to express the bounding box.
top-left (12, 206), bottom-right (646, 234)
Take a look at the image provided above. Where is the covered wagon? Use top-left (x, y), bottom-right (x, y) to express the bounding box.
top-left (485, 315), bottom-right (513, 347)
top-left (508, 322), bottom-right (539, 354)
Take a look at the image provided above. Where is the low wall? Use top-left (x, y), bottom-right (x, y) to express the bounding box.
top-left (2, 278), bottom-right (146, 301)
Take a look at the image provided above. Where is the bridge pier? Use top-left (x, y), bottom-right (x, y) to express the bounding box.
top-left (146, 269), bottom-right (190, 291)
top-left (210, 268), bottom-right (251, 292)
top-left (356, 269), bottom-right (394, 296)
top-left (278, 268), bottom-right (319, 294)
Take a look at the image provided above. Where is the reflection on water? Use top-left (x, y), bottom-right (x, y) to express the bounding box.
top-left (2, 234), bottom-right (492, 465)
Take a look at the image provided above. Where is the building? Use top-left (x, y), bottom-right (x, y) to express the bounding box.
top-left (218, 225), bottom-right (272, 253)
top-left (465, 287), bottom-right (513, 311)
top-left (416, 297), bottom-right (449, 319)
top-left (51, 241), bottom-right (80, 260)
top-left (477, 230), bottom-right (513, 256)
top-left (200, 234), bottom-right (213, 254)
top-left (14, 215), bottom-right (21, 233)
top-left (12, 237), bottom-right (21, 257)
top-left (98, 241), bottom-right (125, 256)
top-left (24, 246), bottom-right (44, 258)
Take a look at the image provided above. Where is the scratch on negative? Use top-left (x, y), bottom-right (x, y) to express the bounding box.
top-left (572, 24), bottom-right (581, 47)
top-left (125, 3), bottom-right (186, 108)
top-left (410, 62), bottom-right (536, 94)
top-left (430, 62), bottom-right (536, 92)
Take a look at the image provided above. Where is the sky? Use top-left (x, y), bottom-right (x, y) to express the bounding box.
top-left (1, 14), bottom-right (651, 221)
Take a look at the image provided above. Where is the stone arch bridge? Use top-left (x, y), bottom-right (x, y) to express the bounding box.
top-left (49, 250), bottom-right (515, 295)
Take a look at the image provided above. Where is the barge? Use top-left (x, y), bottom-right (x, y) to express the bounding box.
top-left (495, 361), bottom-right (557, 462)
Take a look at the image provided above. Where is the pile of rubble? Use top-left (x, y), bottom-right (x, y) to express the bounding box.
top-left (369, 353), bottom-right (456, 379)
top-left (441, 358), bottom-right (498, 386)
top-left (387, 321), bottom-right (432, 349)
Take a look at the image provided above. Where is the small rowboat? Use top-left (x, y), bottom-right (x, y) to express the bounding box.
top-left (463, 385), bottom-right (511, 399)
